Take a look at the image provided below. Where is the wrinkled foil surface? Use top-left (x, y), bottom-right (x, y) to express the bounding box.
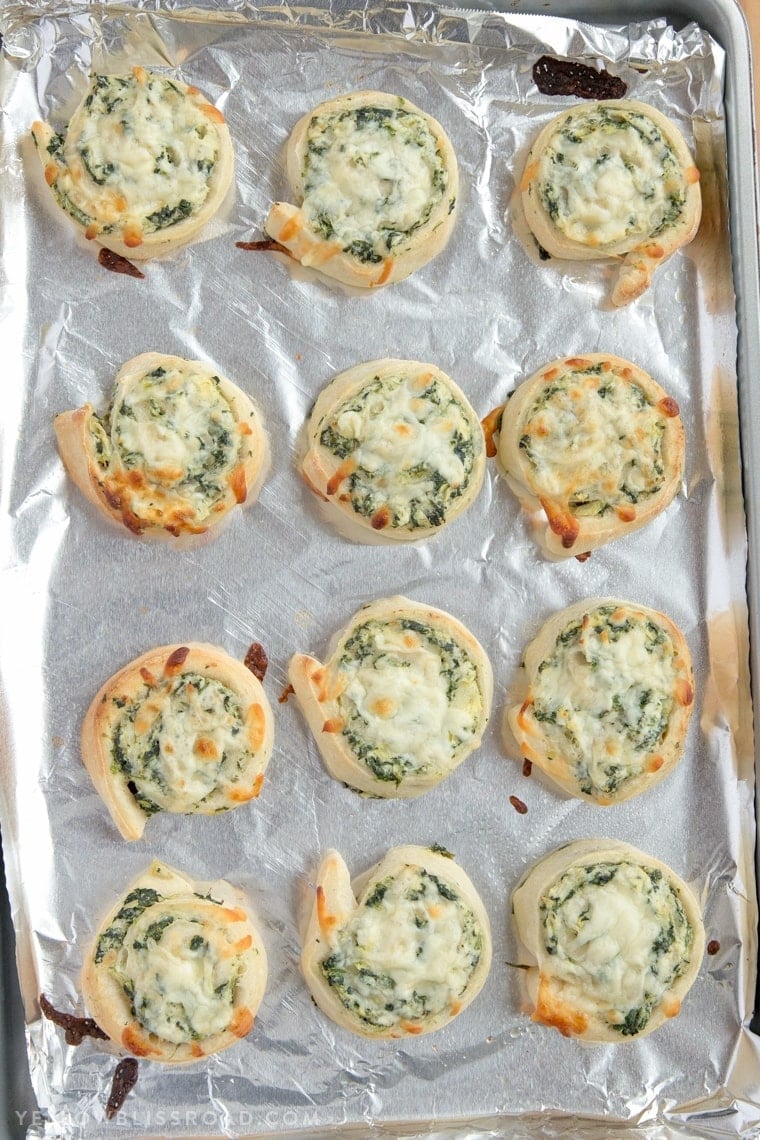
top-left (1, 1), bottom-right (759, 1136)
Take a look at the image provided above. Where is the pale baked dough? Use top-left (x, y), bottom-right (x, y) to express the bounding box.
top-left (31, 67), bottom-right (233, 259)
top-left (82, 643), bottom-right (274, 840)
top-left (496, 353), bottom-right (685, 559)
top-left (82, 861), bottom-right (267, 1063)
top-left (289, 596), bottom-right (492, 797)
top-left (55, 352), bottom-right (269, 538)
top-left (302, 359), bottom-right (485, 541)
top-left (520, 100), bottom-right (701, 305)
top-left (265, 91), bottom-right (458, 288)
top-left (506, 599), bottom-right (694, 804)
top-left (302, 845), bottom-right (492, 1038)
top-left (512, 839), bottom-right (704, 1042)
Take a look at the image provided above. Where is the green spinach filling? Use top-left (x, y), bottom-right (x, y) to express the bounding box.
top-left (537, 106), bottom-right (687, 244)
top-left (336, 617), bottom-right (481, 785)
top-left (518, 364), bottom-right (667, 513)
top-left (303, 103), bottom-right (449, 262)
top-left (322, 865), bottom-right (482, 1029)
top-left (539, 860), bottom-right (693, 1037)
top-left (532, 605), bottom-right (676, 796)
top-left (110, 671), bottom-right (253, 814)
top-left (318, 372), bottom-right (477, 530)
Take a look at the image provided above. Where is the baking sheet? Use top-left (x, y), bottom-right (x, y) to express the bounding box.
top-left (1, 0), bottom-right (760, 1135)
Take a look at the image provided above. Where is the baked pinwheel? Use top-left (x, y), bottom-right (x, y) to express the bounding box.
top-left (55, 352), bottom-right (269, 538)
top-left (512, 839), bottom-right (704, 1042)
top-left (265, 91), bottom-right (458, 288)
top-left (289, 596), bottom-right (492, 797)
top-left (506, 598), bottom-right (694, 804)
top-left (32, 68), bottom-right (233, 259)
top-left (520, 100), bottom-right (701, 305)
top-left (82, 643), bottom-right (274, 839)
top-left (496, 353), bottom-right (684, 559)
top-left (302, 359), bottom-right (485, 541)
top-left (82, 861), bottom-right (267, 1062)
top-left (302, 845), bottom-right (492, 1037)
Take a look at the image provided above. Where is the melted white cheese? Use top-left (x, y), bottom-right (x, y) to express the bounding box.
top-left (115, 673), bottom-right (255, 813)
top-left (337, 618), bottom-right (482, 780)
top-left (115, 905), bottom-right (240, 1044)
top-left (57, 72), bottom-right (219, 231)
top-left (541, 861), bottom-right (692, 1030)
top-left (101, 359), bottom-right (241, 524)
top-left (531, 607), bottom-right (677, 795)
top-left (323, 865), bottom-right (482, 1028)
top-left (536, 105), bottom-right (687, 247)
top-left (319, 370), bottom-right (477, 530)
top-left (520, 366), bottom-right (666, 508)
top-left (303, 104), bottom-right (447, 259)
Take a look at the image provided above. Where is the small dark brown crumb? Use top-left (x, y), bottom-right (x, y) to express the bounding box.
top-left (164, 646), bottom-right (190, 672)
top-left (522, 759), bottom-right (533, 777)
top-left (97, 248), bottom-right (145, 279)
top-left (236, 238), bottom-right (293, 258)
top-left (509, 795), bottom-right (528, 815)
top-left (105, 1058), bottom-right (139, 1120)
top-left (39, 994), bottom-right (109, 1046)
top-left (278, 683), bottom-right (295, 704)
top-left (533, 55), bottom-right (628, 100)
top-left (575, 551), bottom-right (592, 563)
top-left (244, 642), bottom-right (268, 682)
top-left (707, 939), bottom-right (721, 955)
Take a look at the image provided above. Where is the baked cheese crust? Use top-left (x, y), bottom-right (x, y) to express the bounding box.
top-left (289, 596), bottom-right (493, 797)
top-left (302, 359), bottom-right (485, 541)
top-left (301, 845), bottom-right (491, 1038)
top-left (265, 91), bottom-right (458, 288)
top-left (82, 643), bottom-right (274, 840)
top-left (82, 862), bottom-right (266, 1063)
top-left (506, 599), bottom-right (694, 804)
top-left (55, 352), bottom-right (269, 538)
top-left (520, 100), bottom-right (701, 305)
top-left (496, 353), bottom-right (685, 559)
top-left (512, 839), bottom-right (704, 1043)
top-left (31, 68), bottom-right (233, 259)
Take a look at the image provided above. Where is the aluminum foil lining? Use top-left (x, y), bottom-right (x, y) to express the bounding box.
top-left (1, 0), bottom-right (759, 1136)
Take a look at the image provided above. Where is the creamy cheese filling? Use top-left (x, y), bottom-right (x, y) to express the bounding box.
top-left (318, 370), bottom-right (477, 530)
top-left (48, 72), bottom-right (220, 233)
top-left (535, 106), bottom-right (688, 248)
top-left (111, 672), bottom-right (256, 814)
top-left (519, 364), bottom-right (667, 510)
top-left (112, 901), bottom-right (242, 1044)
top-left (336, 617), bottom-right (483, 785)
top-left (322, 865), bottom-right (482, 1029)
top-left (302, 104), bottom-right (449, 262)
top-left (91, 360), bottom-right (242, 526)
top-left (540, 860), bottom-right (693, 1036)
top-left (531, 605), bottom-right (677, 796)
